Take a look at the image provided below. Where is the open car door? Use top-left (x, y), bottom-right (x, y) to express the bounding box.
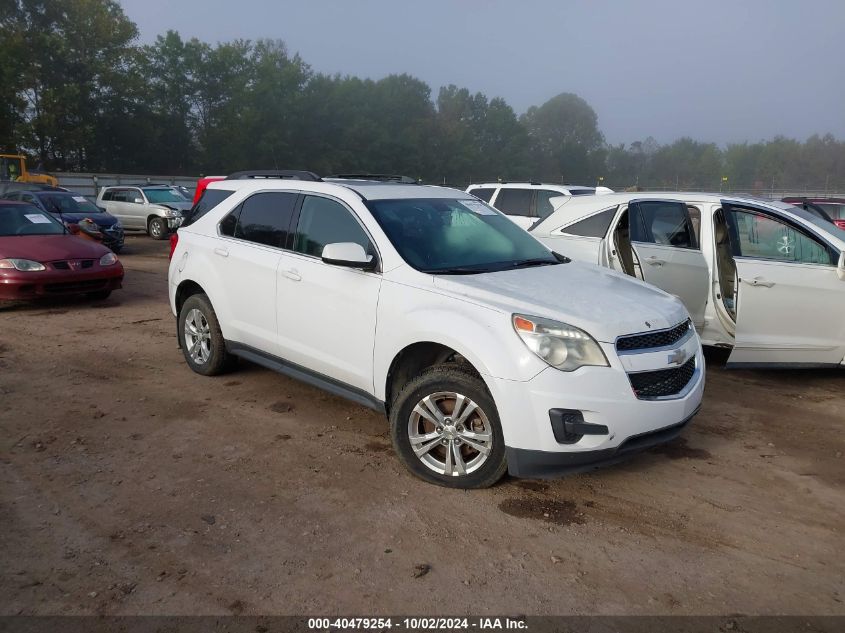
top-left (723, 202), bottom-right (845, 367)
top-left (615, 200), bottom-right (710, 328)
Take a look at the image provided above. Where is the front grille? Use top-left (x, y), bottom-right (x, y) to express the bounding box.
top-left (617, 320), bottom-right (692, 352)
top-left (629, 358), bottom-right (696, 399)
top-left (49, 260), bottom-right (95, 271)
top-left (44, 279), bottom-right (107, 294)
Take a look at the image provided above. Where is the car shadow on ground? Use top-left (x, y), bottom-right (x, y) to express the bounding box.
top-left (0, 294), bottom-right (123, 313)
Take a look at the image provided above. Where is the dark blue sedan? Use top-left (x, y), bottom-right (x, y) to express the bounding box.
top-left (2, 189), bottom-right (125, 252)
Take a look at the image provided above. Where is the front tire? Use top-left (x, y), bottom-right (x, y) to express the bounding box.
top-left (389, 364), bottom-right (507, 489)
top-left (178, 293), bottom-right (234, 376)
top-left (86, 290), bottom-right (112, 301)
top-left (148, 217), bottom-right (167, 240)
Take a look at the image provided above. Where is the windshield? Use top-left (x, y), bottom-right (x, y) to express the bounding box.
top-left (365, 197), bottom-right (558, 273)
top-left (38, 194), bottom-right (101, 215)
top-left (143, 188), bottom-right (185, 203)
top-left (0, 204), bottom-right (66, 236)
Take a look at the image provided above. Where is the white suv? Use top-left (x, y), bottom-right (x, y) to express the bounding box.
top-left (169, 172), bottom-right (704, 488)
top-left (467, 182), bottom-right (613, 229)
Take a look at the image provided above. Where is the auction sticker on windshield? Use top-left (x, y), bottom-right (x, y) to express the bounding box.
top-left (24, 214), bottom-right (51, 224)
top-left (461, 200), bottom-right (496, 215)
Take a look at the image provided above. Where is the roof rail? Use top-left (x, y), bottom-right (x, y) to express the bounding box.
top-left (225, 170), bottom-right (322, 182)
top-left (330, 173), bottom-right (418, 184)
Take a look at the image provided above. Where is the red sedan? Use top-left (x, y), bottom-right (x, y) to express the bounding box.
top-left (0, 200), bottom-right (124, 301)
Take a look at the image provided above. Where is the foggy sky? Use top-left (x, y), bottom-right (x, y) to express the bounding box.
top-left (119, 0), bottom-right (845, 146)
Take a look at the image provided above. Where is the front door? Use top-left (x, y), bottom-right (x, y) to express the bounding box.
top-left (723, 203), bottom-right (845, 367)
top-left (276, 194), bottom-right (382, 393)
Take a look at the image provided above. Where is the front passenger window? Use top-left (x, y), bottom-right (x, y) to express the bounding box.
top-left (728, 209), bottom-right (832, 265)
top-left (293, 196), bottom-right (373, 258)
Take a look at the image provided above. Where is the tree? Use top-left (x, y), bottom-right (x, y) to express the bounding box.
top-left (521, 92), bottom-right (605, 183)
top-left (11, 0), bottom-right (138, 170)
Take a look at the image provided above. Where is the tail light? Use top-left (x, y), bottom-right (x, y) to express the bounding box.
top-left (169, 231), bottom-right (179, 260)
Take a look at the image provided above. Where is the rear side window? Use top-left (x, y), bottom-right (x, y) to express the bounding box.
top-left (562, 207), bottom-right (617, 237)
top-left (182, 188), bottom-right (235, 227)
top-left (493, 188), bottom-right (532, 216)
top-left (293, 195), bottom-right (373, 257)
top-left (232, 192), bottom-right (298, 248)
top-left (631, 201), bottom-right (697, 249)
top-left (469, 187), bottom-right (495, 202)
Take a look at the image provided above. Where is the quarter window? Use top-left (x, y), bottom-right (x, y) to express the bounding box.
top-left (183, 188), bottom-right (235, 227)
top-left (562, 207), bottom-right (617, 238)
top-left (232, 192), bottom-right (298, 247)
top-left (631, 201), bottom-right (697, 249)
top-left (728, 209), bottom-right (832, 265)
top-left (493, 188), bottom-right (532, 216)
top-left (293, 196), bottom-right (373, 257)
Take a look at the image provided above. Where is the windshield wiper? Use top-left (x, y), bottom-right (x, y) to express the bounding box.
top-left (509, 258), bottom-right (559, 269)
top-left (422, 267), bottom-right (493, 275)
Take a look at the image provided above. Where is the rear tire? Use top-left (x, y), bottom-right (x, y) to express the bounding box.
top-left (177, 293), bottom-right (235, 376)
top-left (148, 217), bottom-right (167, 240)
top-left (389, 364), bottom-right (507, 489)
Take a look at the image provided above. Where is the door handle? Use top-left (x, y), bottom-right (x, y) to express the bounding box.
top-left (281, 268), bottom-right (301, 282)
top-left (742, 277), bottom-right (774, 288)
top-left (213, 247), bottom-right (229, 257)
top-left (645, 256), bottom-right (665, 266)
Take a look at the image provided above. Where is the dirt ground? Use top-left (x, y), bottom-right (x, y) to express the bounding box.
top-left (1, 236), bottom-right (843, 617)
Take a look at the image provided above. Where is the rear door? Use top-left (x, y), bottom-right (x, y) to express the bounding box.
top-left (723, 203), bottom-right (845, 367)
top-left (213, 191), bottom-right (298, 353)
top-left (490, 187), bottom-right (534, 229)
top-left (628, 200), bottom-right (710, 327)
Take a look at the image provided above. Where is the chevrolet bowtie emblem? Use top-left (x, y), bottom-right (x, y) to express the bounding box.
top-left (667, 349), bottom-right (687, 366)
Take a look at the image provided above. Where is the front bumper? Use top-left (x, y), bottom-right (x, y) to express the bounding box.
top-left (506, 407), bottom-right (699, 478)
top-left (486, 339), bottom-right (705, 477)
top-left (0, 266), bottom-right (124, 300)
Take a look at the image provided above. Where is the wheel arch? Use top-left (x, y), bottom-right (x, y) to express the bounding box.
top-left (383, 340), bottom-right (489, 413)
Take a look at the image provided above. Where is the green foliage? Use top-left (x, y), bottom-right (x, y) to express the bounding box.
top-left (2, 1), bottom-right (844, 191)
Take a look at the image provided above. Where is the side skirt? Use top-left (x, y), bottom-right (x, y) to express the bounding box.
top-left (225, 341), bottom-right (386, 414)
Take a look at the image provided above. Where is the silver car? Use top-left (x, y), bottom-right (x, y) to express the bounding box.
top-left (96, 185), bottom-right (192, 240)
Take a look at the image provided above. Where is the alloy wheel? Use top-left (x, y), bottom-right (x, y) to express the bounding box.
top-left (184, 308), bottom-right (212, 364)
top-left (407, 391), bottom-right (493, 477)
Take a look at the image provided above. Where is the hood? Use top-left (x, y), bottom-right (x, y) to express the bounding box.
top-left (54, 211), bottom-right (118, 227)
top-left (0, 234), bottom-right (110, 261)
top-left (156, 201), bottom-right (192, 212)
top-left (431, 261), bottom-right (689, 343)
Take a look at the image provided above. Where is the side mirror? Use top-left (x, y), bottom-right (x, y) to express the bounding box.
top-left (97, 206), bottom-right (107, 213)
top-left (838, 251), bottom-right (845, 281)
top-left (133, 197), bottom-right (144, 204)
top-left (321, 242), bottom-right (376, 270)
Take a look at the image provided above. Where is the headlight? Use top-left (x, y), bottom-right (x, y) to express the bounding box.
top-left (99, 252), bottom-right (118, 266)
top-left (112, 219), bottom-right (122, 229)
top-left (513, 314), bottom-right (608, 372)
top-left (0, 258), bottom-right (46, 272)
